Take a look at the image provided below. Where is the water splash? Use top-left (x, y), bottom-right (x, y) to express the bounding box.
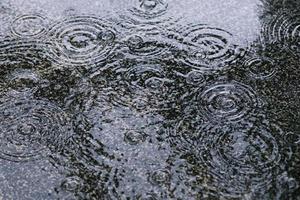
top-left (0, 1), bottom-right (298, 199)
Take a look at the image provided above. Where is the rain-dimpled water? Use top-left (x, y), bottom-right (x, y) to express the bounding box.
top-left (0, 0), bottom-right (299, 199)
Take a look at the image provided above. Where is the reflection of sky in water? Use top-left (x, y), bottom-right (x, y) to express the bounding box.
top-left (3, 0), bottom-right (262, 45)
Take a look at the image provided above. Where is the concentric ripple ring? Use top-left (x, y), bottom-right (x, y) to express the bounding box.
top-left (198, 82), bottom-right (258, 122)
top-left (0, 98), bottom-right (73, 162)
top-left (178, 24), bottom-right (245, 71)
top-left (129, 0), bottom-right (168, 20)
top-left (48, 15), bottom-right (117, 68)
top-left (11, 14), bottom-right (47, 38)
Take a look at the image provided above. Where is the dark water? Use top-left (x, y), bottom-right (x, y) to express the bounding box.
top-left (0, 0), bottom-right (299, 199)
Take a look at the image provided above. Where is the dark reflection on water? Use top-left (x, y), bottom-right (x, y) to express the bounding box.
top-left (0, 0), bottom-right (299, 199)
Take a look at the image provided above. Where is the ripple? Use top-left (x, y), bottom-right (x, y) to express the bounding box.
top-left (0, 98), bottom-right (73, 162)
top-left (5, 69), bottom-right (42, 93)
top-left (61, 176), bottom-right (82, 192)
top-left (284, 132), bottom-right (300, 146)
top-left (186, 70), bottom-right (206, 86)
top-left (0, 38), bottom-right (51, 57)
top-left (11, 14), bottom-right (48, 38)
top-left (175, 120), bottom-right (287, 197)
top-left (116, 0), bottom-right (182, 29)
top-left (261, 10), bottom-right (300, 44)
top-left (198, 82), bottom-right (258, 122)
top-left (149, 169), bottom-right (170, 186)
top-left (111, 61), bottom-right (171, 110)
top-left (122, 62), bottom-right (166, 91)
top-left (243, 56), bottom-right (277, 79)
top-left (136, 192), bottom-right (159, 200)
top-left (129, 0), bottom-right (168, 20)
top-left (197, 122), bottom-right (284, 197)
top-left (0, 39), bottom-right (52, 94)
top-left (177, 24), bottom-right (245, 72)
top-left (124, 130), bottom-right (147, 145)
top-left (48, 15), bottom-right (117, 69)
top-left (124, 30), bottom-right (171, 58)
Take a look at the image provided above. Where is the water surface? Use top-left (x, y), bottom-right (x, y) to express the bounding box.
top-left (0, 0), bottom-right (299, 199)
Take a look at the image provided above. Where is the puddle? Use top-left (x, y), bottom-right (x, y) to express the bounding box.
top-left (0, 0), bottom-right (299, 199)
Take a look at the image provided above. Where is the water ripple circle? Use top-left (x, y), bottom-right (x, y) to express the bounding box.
top-left (198, 82), bottom-right (258, 122)
top-left (177, 24), bottom-right (245, 72)
top-left (11, 14), bottom-right (48, 38)
top-left (174, 120), bottom-right (288, 197)
top-left (243, 56), bottom-right (277, 79)
top-left (262, 10), bottom-right (300, 44)
top-left (149, 169), bottom-right (171, 186)
top-left (0, 39), bottom-right (51, 59)
top-left (48, 15), bottom-right (117, 69)
top-left (111, 61), bottom-right (171, 110)
top-left (5, 69), bottom-right (41, 93)
top-left (0, 98), bottom-right (73, 162)
top-left (197, 122), bottom-right (284, 197)
top-left (123, 27), bottom-right (171, 59)
top-left (0, 39), bottom-right (52, 94)
top-left (129, 0), bottom-right (168, 20)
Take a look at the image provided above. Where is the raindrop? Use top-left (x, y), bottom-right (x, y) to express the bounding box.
top-left (123, 63), bottom-right (165, 90)
top-left (6, 69), bottom-right (41, 93)
top-left (144, 77), bottom-right (165, 90)
top-left (132, 97), bottom-right (149, 110)
top-left (0, 39), bottom-right (52, 94)
top-left (98, 30), bottom-right (116, 42)
top-left (117, 0), bottom-right (181, 30)
top-left (284, 132), bottom-right (300, 145)
top-left (127, 35), bottom-right (144, 50)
